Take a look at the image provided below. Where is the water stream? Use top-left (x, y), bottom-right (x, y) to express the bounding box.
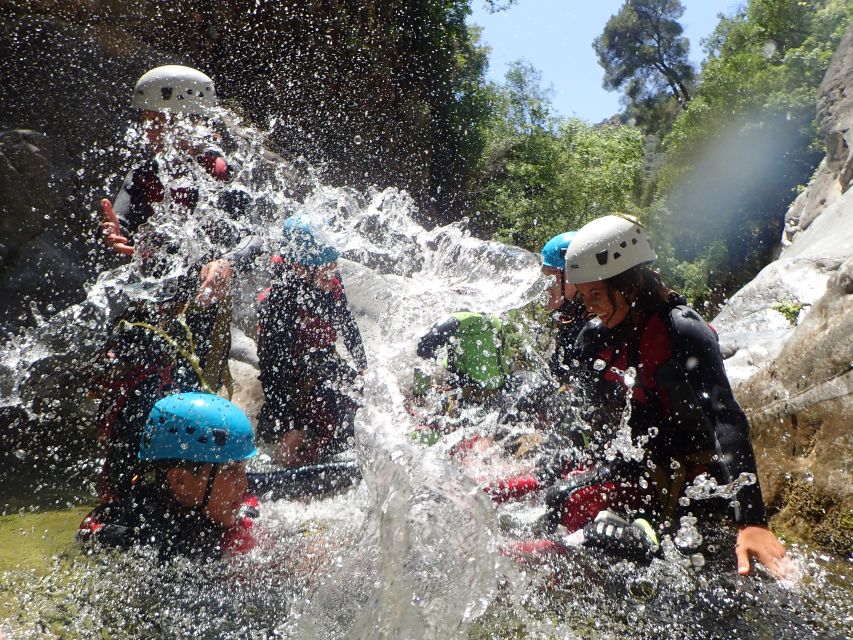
top-left (1, 114), bottom-right (850, 639)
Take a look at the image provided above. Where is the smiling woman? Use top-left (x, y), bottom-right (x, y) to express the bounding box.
top-left (536, 214), bottom-right (790, 578)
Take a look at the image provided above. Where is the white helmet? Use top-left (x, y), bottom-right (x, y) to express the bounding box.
top-left (132, 65), bottom-right (218, 116)
top-left (564, 214), bottom-right (657, 284)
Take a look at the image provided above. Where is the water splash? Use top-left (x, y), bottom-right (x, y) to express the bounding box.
top-left (1, 109), bottom-right (851, 640)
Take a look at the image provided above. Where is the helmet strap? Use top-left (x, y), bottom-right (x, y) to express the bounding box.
top-left (200, 464), bottom-right (219, 512)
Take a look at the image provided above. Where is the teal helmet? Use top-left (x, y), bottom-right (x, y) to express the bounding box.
top-left (281, 216), bottom-right (340, 267)
top-left (541, 231), bottom-right (577, 270)
top-left (140, 393), bottom-right (257, 463)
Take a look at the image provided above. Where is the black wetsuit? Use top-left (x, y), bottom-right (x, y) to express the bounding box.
top-left (549, 298), bottom-right (589, 383)
top-left (257, 262), bottom-right (367, 457)
top-left (77, 485), bottom-right (258, 560)
top-left (550, 293), bottom-right (767, 531)
top-left (111, 149), bottom-right (259, 272)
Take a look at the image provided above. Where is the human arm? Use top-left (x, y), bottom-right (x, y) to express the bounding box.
top-left (416, 316), bottom-right (459, 360)
top-left (667, 306), bottom-right (787, 574)
top-left (736, 524), bottom-right (788, 578)
top-left (100, 198), bottom-right (134, 255)
top-left (549, 299), bottom-right (588, 382)
top-left (256, 280), bottom-right (301, 403)
top-left (197, 258), bottom-right (233, 306)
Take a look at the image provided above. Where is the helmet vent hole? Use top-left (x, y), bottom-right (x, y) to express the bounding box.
top-left (186, 88), bottom-right (194, 95)
top-left (620, 241), bottom-right (627, 248)
top-left (213, 429), bottom-right (228, 446)
top-left (197, 436), bottom-right (208, 444)
top-left (632, 238), bottom-right (638, 245)
top-left (168, 426), bottom-right (178, 434)
top-left (595, 250), bottom-right (609, 266)
top-left (614, 252), bottom-right (621, 259)
top-left (186, 426), bottom-right (195, 434)
top-left (160, 87), bottom-right (173, 100)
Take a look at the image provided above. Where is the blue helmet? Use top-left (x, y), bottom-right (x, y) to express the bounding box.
top-left (541, 231), bottom-right (577, 270)
top-left (139, 393), bottom-right (257, 463)
top-left (281, 216), bottom-right (340, 267)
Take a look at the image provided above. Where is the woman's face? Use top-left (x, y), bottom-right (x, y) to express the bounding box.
top-left (576, 281), bottom-right (629, 328)
top-left (542, 266), bottom-right (565, 311)
top-left (139, 110), bottom-right (169, 152)
top-left (314, 262), bottom-right (338, 292)
top-left (168, 461), bottom-right (248, 528)
top-left (542, 266), bottom-right (580, 311)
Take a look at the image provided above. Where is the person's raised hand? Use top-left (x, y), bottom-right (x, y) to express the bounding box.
top-left (100, 199), bottom-right (134, 256)
top-left (736, 524), bottom-right (791, 579)
top-left (197, 258), bottom-right (233, 306)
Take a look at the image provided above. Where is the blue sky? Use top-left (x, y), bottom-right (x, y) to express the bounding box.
top-left (468, 0), bottom-right (746, 122)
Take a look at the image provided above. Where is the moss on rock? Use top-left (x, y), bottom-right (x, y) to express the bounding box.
top-left (774, 479), bottom-right (853, 556)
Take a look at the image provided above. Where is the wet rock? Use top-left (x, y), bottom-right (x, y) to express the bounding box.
top-left (715, 22), bottom-right (853, 552)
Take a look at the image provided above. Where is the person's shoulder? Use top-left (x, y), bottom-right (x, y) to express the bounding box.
top-left (76, 499), bottom-right (137, 547)
top-left (661, 301), bottom-right (716, 343)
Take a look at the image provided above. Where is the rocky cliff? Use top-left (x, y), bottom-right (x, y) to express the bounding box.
top-left (713, 24), bottom-right (853, 555)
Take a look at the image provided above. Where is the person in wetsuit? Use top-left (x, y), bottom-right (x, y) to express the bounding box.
top-left (257, 216), bottom-right (367, 467)
top-left (473, 234), bottom-right (589, 498)
top-left (540, 231), bottom-right (588, 383)
top-left (514, 214), bottom-right (788, 577)
top-left (77, 393), bottom-right (259, 560)
top-left (94, 65), bottom-right (260, 501)
top-left (416, 311), bottom-right (511, 394)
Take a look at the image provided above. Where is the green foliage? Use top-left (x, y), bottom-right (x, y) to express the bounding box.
top-left (594, 0), bottom-right (695, 108)
top-left (646, 0), bottom-right (853, 304)
top-left (771, 299), bottom-right (807, 325)
top-left (470, 62), bottom-right (645, 252)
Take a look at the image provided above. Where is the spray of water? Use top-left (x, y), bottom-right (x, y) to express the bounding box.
top-left (1, 109), bottom-right (851, 640)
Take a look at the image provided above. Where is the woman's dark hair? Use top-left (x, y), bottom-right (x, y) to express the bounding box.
top-left (604, 266), bottom-right (675, 326)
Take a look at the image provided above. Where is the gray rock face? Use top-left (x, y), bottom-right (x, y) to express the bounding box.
top-left (0, 129), bottom-right (90, 329)
top-left (0, 15), bottom-right (166, 332)
top-left (714, 23), bottom-right (853, 552)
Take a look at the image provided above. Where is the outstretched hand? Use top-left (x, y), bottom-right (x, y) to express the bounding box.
top-left (100, 199), bottom-right (134, 255)
top-left (736, 524), bottom-right (789, 579)
top-left (197, 258), bottom-right (233, 306)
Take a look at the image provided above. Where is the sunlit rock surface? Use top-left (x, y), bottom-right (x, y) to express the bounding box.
top-left (714, 23), bottom-right (853, 554)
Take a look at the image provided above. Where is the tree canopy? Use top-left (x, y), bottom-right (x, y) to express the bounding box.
top-left (470, 62), bottom-right (645, 251)
top-left (594, 0), bottom-right (695, 109)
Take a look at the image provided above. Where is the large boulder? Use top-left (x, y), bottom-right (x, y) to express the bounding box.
top-left (713, 23), bottom-right (853, 554)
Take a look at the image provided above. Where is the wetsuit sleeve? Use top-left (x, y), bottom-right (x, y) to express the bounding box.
top-left (112, 165), bottom-right (160, 239)
top-left (416, 317), bottom-right (460, 360)
top-left (667, 306), bottom-right (768, 525)
top-left (76, 502), bottom-right (136, 549)
top-left (333, 284), bottom-right (368, 370)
